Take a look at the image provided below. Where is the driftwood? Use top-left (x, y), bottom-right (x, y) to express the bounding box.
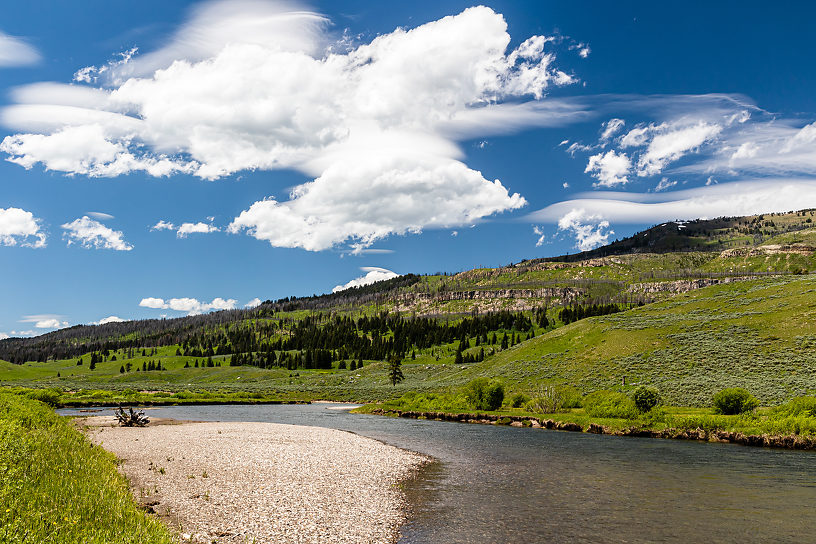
top-left (115, 406), bottom-right (150, 427)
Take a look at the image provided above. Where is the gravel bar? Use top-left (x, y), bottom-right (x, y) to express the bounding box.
top-left (83, 418), bottom-right (429, 543)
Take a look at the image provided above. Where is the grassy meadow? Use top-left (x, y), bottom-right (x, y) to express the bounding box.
top-left (3, 274), bottom-right (816, 409)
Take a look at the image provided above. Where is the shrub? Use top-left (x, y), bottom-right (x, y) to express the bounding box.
top-left (559, 386), bottom-right (583, 409)
top-left (712, 388), bottom-right (759, 415)
top-left (631, 386), bottom-right (661, 413)
top-left (24, 389), bottom-right (62, 407)
top-left (507, 393), bottom-right (530, 408)
top-left (772, 396), bottom-right (816, 418)
top-left (464, 378), bottom-right (504, 411)
top-left (522, 386), bottom-right (582, 414)
top-left (641, 406), bottom-right (667, 425)
top-left (525, 387), bottom-right (563, 413)
top-left (583, 390), bottom-right (638, 419)
top-left (391, 391), bottom-right (470, 412)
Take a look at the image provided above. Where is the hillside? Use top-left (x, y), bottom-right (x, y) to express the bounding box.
top-left (537, 208), bottom-right (816, 262)
top-left (2, 209), bottom-right (816, 407)
top-left (444, 274), bottom-right (816, 405)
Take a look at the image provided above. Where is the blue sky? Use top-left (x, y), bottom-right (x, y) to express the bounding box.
top-left (2, 1), bottom-right (816, 335)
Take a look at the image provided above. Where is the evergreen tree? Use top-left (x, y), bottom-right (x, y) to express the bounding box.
top-left (387, 354), bottom-right (404, 386)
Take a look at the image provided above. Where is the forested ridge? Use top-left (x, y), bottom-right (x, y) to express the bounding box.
top-left (0, 274), bottom-right (421, 364)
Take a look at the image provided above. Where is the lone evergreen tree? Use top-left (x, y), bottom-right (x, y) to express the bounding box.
top-left (387, 354), bottom-right (404, 386)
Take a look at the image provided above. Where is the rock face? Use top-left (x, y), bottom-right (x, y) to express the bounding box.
top-left (627, 276), bottom-right (760, 295)
top-left (720, 244), bottom-right (816, 257)
top-left (393, 287), bottom-right (582, 314)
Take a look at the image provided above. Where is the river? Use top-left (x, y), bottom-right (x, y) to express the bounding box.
top-left (61, 404), bottom-right (816, 543)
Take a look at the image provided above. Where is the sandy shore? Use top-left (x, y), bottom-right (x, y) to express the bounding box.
top-left (81, 417), bottom-right (428, 543)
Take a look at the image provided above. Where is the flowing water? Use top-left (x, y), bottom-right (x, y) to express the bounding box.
top-left (62, 404), bottom-right (816, 543)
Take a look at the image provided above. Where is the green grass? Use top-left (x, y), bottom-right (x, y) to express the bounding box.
top-left (409, 274), bottom-right (816, 406)
top-left (0, 391), bottom-right (176, 543)
top-left (359, 397), bottom-right (816, 438)
top-left (5, 275), bottom-right (816, 407)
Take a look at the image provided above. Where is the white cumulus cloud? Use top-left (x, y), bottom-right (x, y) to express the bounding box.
top-left (0, 207), bottom-right (46, 248)
top-left (683, 120), bottom-right (816, 177)
top-left (654, 177), bottom-right (678, 192)
top-left (1, 3), bottom-right (576, 251)
top-left (151, 219), bottom-right (219, 238)
top-left (61, 216), bottom-right (133, 251)
top-left (244, 297), bottom-right (262, 308)
top-left (94, 315), bottom-right (124, 325)
top-left (151, 220), bottom-right (176, 231)
top-left (332, 267), bottom-right (400, 293)
top-left (636, 121), bottom-right (722, 176)
top-left (139, 296), bottom-right (237, 315)
top-left (20, 314), bottom-right (69, 329)
top-left (556, 208), bottom-right (613, 251)
top-left (600, 118), bottom-right (624, 141)
top-left (229, 158), bottom-right (525, 250)
top-left (585, 150), bottom-right (631, 187)
top-left (176, 222), bottom-right (219, 238)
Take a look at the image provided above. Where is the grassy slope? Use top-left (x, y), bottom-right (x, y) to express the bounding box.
top-left (4, 208), bottom-right (816, 405)
top-left (441, 274), bottom-right (816, 405)
top-left (0, 392), bottom-right (176, 543)
top-left (5, 275), bottom-right (816, 407)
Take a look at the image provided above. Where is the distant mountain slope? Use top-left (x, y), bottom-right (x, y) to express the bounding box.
top-left (534, 209), bottom-right (816, 262)
top-left (3, 209), bottom-right (815, 366)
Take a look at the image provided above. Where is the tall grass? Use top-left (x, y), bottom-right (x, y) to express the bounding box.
top-left (0, 392), bottom-right (176, 543)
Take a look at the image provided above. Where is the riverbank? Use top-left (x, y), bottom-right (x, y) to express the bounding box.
top-left (363, 407), bottom-right (816, 450)
top-left (0, 393), bottom-right (175, 543)
top-left (10, 386), bottom-right (311, 407)
top-left (81, 416), bottom-right (429, 543)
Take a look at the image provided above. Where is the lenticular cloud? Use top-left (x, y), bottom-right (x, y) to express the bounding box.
top-left (0, 1), bottom-right (577, 250)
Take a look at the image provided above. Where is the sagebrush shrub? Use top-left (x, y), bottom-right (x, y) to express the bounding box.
top-left (712, 388), bottom-right (759, 415)
top-left (583, 390), bottom-right (638, 419)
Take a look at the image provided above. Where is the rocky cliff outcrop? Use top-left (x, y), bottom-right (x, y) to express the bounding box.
top-left (627, 276), bottom-right (760, 295)
top-left (720, 244), bottom-right (816, 257)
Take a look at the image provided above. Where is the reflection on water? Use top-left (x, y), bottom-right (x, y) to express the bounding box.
top-left (62, 404), bottom-right (816, 543)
